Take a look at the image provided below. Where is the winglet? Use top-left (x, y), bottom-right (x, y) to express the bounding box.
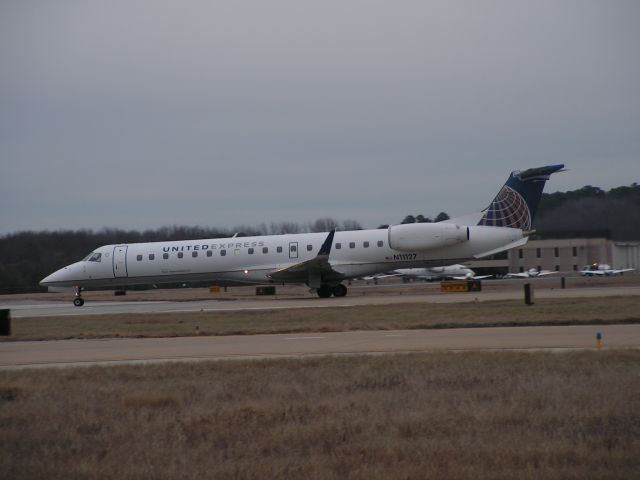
top-left (318, 230), bottom-right (335, 256)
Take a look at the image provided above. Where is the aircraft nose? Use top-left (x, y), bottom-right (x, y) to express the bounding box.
top-left (40, 268), bottom-right (65, 286)
top-left (40, 265), bottom-right (77, 287)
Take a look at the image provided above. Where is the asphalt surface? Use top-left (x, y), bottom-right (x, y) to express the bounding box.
top-left (2, 285), bottom-right (640, 318)
top-left (1, 281), bottom-right (638, 369)
top-left (2, 324), bottom-right (638, 369)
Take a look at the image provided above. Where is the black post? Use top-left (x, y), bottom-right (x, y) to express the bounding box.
top-left (524, 283), bottom-right (534, 306)
top-left (0, 309), bottom-right (10, 336)
top-left (561, 277), bottom-right (566, 289)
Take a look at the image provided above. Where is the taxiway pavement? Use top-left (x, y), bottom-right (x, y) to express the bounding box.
top-left (1, 324), bottom-right (638, 369)
top-left (2, 285), bottom-right (640, 318)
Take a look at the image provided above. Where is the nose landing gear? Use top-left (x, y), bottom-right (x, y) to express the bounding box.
top-left (73, 286), bottom-right (84, 307)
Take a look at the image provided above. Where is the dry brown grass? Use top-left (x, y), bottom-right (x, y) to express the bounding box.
top-left (1, 351), bottom-right (639, 479)
top-left (4, 296), bottom-right (640, 341)
top-left (122, 393), bottom-right (180, 409)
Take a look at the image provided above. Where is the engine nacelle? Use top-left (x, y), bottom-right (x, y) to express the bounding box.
top-left (388, 223), bottom-right (469, 251)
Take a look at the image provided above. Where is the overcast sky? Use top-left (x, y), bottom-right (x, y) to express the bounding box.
top-left (1, 1), bottom-right (639, 235)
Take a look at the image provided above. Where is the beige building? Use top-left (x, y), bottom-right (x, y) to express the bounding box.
top-left (467, 238), bottom-right (640, 275)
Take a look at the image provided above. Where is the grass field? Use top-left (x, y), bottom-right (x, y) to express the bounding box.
top-left (1, 351), bottom-right (639, 479)
top-left (4, 296), bottom-right (640, 341)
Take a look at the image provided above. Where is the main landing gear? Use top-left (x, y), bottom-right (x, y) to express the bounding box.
top-left (316, 283), bottom-right (347, 298)
top-left (73, 286), bottom-right (85, 307)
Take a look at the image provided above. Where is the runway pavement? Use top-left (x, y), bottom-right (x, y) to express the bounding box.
top-left (2, 282), bottom-right (638, 369)
top-left (1, 324), bottom-right (638, 369)
top-left (2, 284), bottom-right (640, 318)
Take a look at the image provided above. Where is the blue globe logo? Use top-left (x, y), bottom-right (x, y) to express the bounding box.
top-left (478, 185), bottom-right (531, 230)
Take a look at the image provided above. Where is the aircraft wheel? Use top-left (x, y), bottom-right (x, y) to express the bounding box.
top-left (332, 284), bottom-right (347, 297)
top-left (73, 297), bottom-right (85, 307)
top-left (316, 285), bottom-right (332, 298)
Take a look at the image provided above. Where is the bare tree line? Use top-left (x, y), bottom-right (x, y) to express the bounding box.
top-left (535, 183), bottom-right (640, 240)
top-left (234, 218), bottom-right (364, 236)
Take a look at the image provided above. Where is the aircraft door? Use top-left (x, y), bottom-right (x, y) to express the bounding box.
top-left (289, 242), bottom-right (298, 259)
top-left (113, 245), bottom-right (128, 278)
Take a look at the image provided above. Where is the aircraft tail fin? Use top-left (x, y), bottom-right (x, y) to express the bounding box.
top-left (478, 164), bottom-right (565, 230)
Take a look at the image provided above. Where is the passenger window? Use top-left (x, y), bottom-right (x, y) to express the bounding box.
top-left (192, 251), bottom-right (198, 258)
top-left (363, 241), bottom-right (369, 248)
top-left (149, 254), bottom-right (155, 260)
top-left (220, 250), bottom-right (226, 256)
top-left (277, 246), bottom-right (283, 253)
top-left (234, 249), bottom-right (241, 255)
top-left (291, 245), bottom-right (297, 252)
top-left (163, 253), bottom-right (169, 260)
top-left (263, 247), bottom-right (268, 254)
top-left (136, 255), bottom-right (142, 261)
top-left (248, 248), bottom-right (254, 254)
top-left (178, 252), bottom-right (184, 259)
top-left (377, 241), bottom-right (383, 247)
top-left (349, 242), bottom-right (355, 249)
top-left (207, 250), bottom-right (212, 257)
top-left (307, 245), bottom-right (312, 251)
top-left (336, 243), bottom-right (341, 249)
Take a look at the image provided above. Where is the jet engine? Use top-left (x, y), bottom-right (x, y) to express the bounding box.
top-left (388, 223), bottom-right (469, 251)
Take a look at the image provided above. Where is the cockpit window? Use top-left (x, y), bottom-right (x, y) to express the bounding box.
top-left (83, 252), bottom-right (102, 262)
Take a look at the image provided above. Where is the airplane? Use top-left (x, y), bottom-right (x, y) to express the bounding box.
top-left (368, 265), bottom-right (492, 282)
top-left (504, 268), bottom-right (558, 278)
top-left (40, 164), bottom-right (564, 306)
top-left (579, 263), bottom-right (635, 276)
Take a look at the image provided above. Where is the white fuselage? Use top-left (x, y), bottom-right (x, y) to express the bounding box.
top-left (41, 225), bottom-right (524, 289)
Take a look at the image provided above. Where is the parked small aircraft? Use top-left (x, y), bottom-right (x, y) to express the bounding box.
top-left (504, 268), bottom-right (558, 278)
top-left (370, 265), bottom-right (491, 281)
top-left (580, 263), bottom-right (635, 276)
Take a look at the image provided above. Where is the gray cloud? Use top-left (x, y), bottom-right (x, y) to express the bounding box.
top-left (1, 0), bottom-right (639, 233)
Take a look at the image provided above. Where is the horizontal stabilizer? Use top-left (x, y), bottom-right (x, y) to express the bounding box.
top-left (473, 236), bottom-right (529, 259)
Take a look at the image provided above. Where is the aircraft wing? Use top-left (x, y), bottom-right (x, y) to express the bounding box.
top-left (613, 268), bottom-right (635, 274)
top-left (369, 273), bottom-right (403, 279)
top-left (537, 270), bottom-right (557, 276)
top-left (504, 272), bottom-right (529, 278)
top-left (267, 230), bottom-right (343, 287)
top-left (450, 274), bottom-right (493, 280)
